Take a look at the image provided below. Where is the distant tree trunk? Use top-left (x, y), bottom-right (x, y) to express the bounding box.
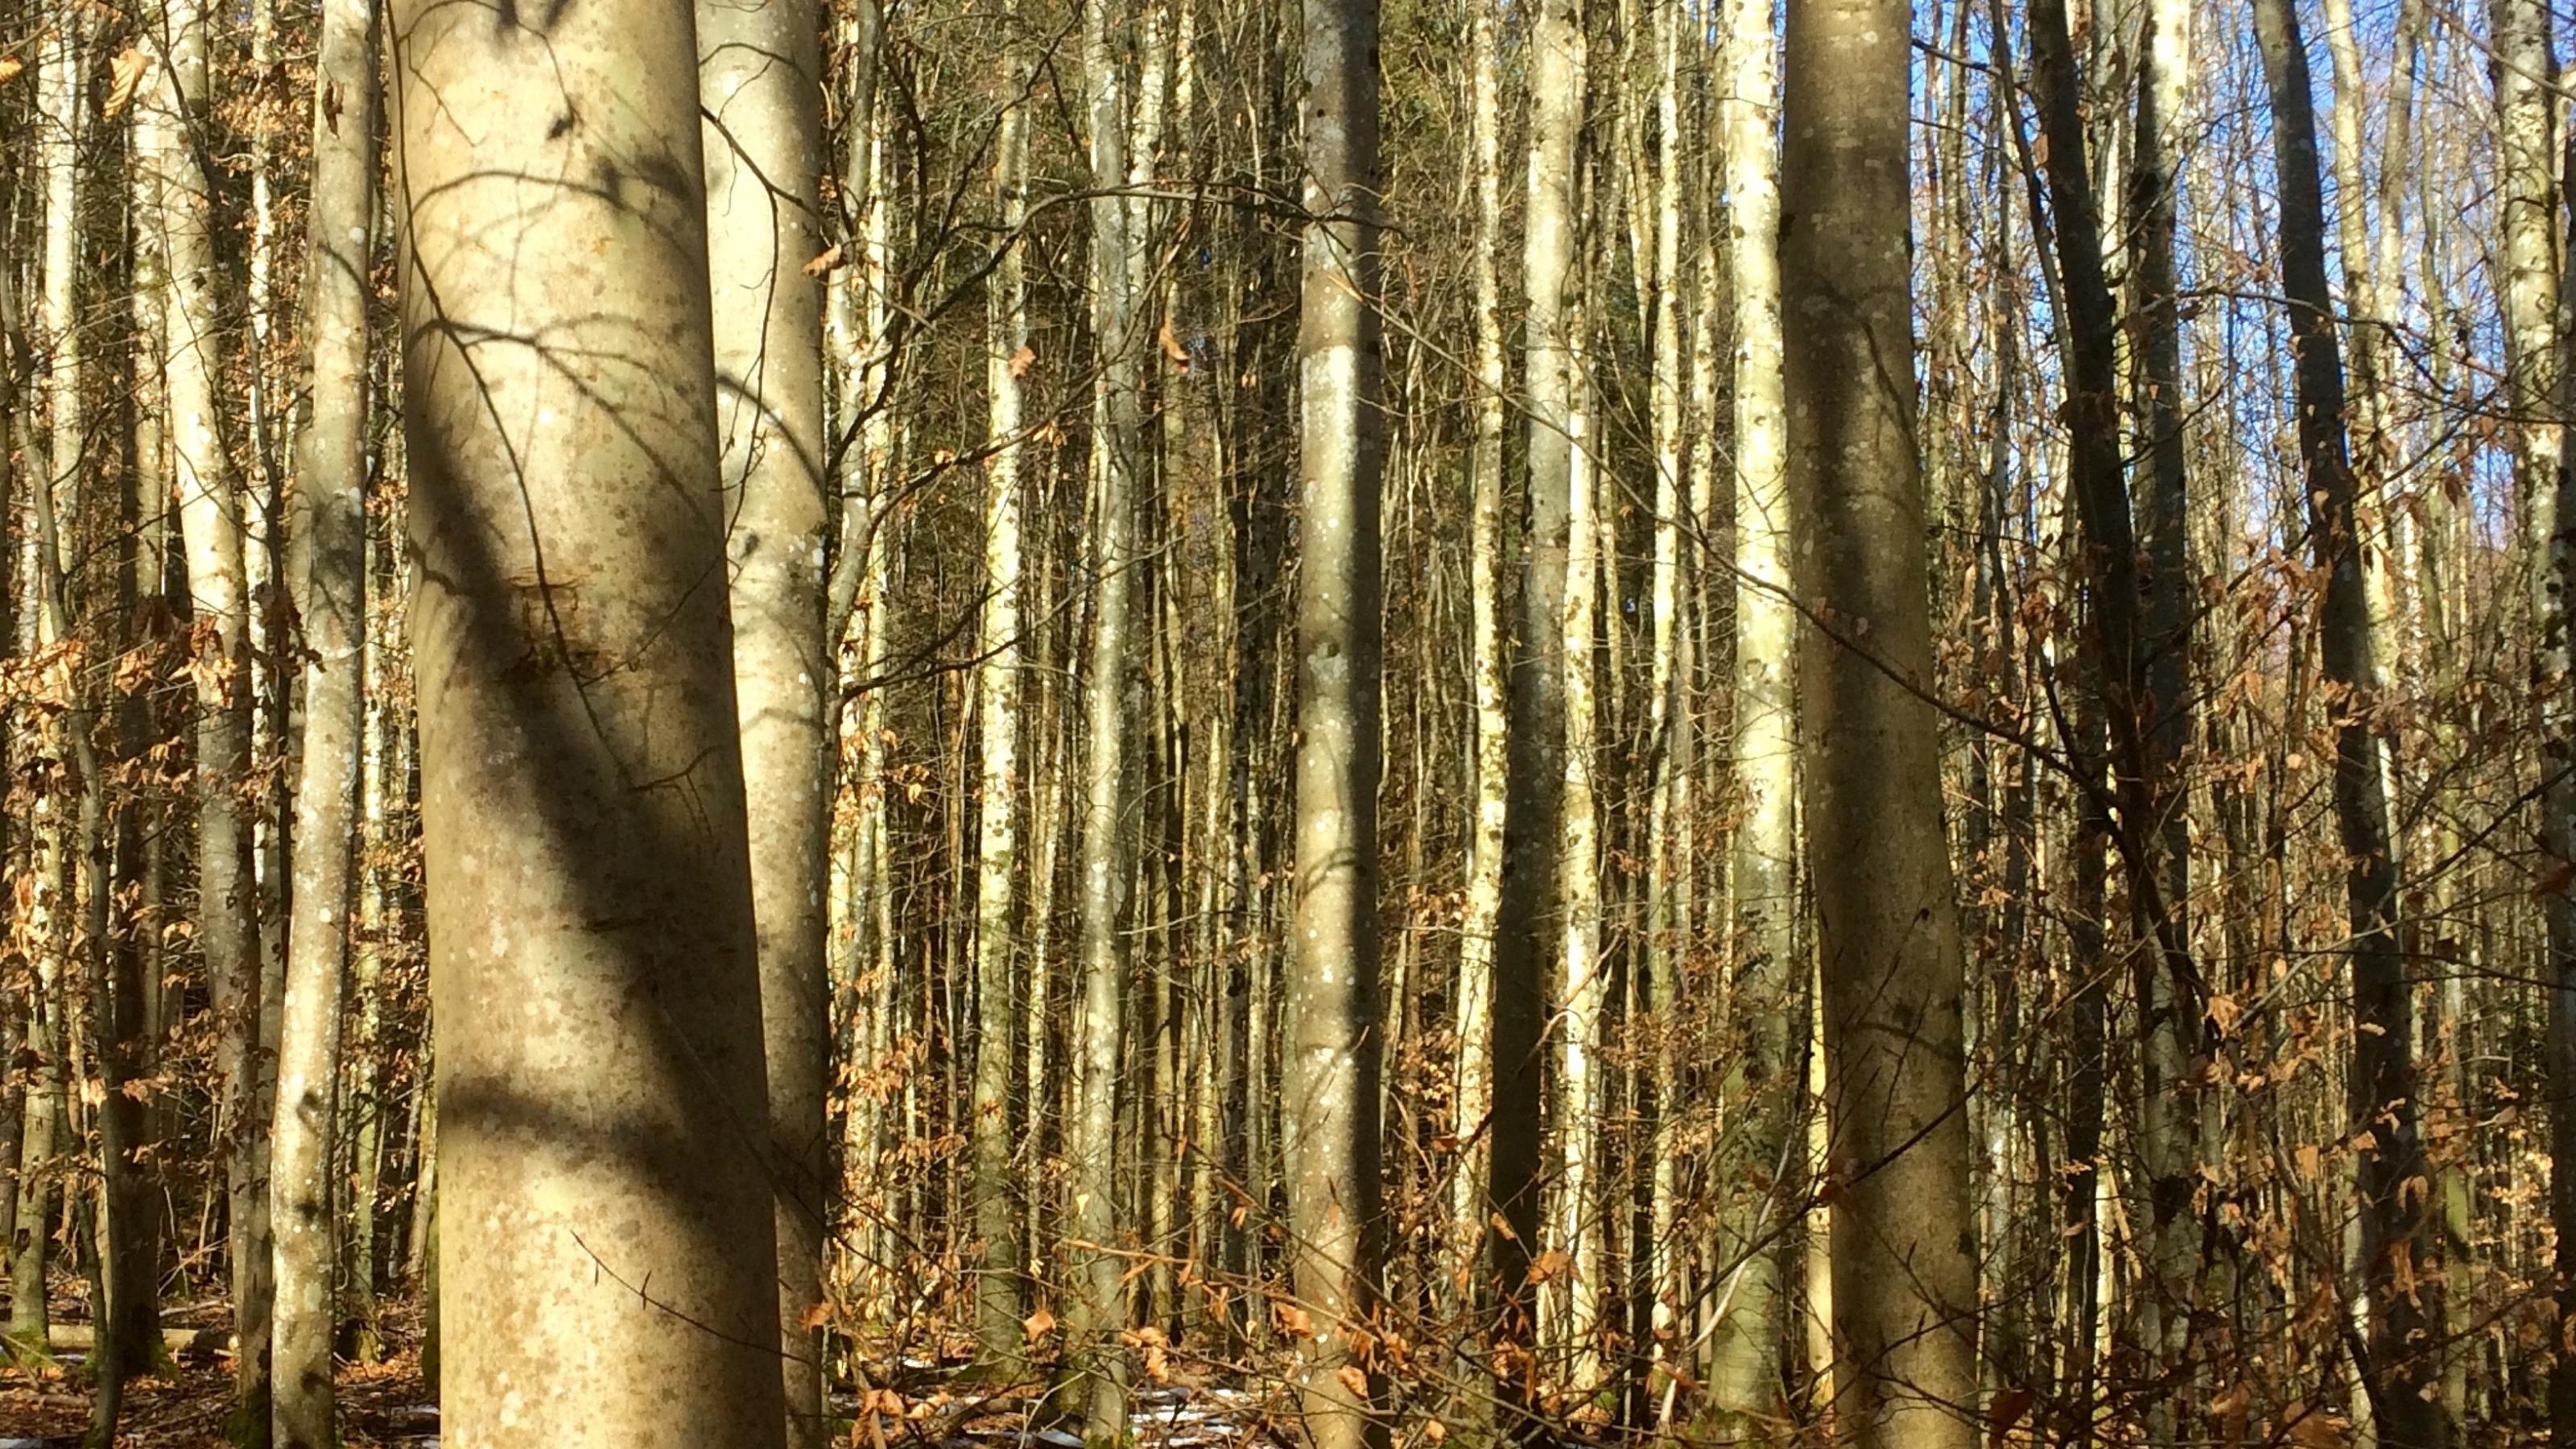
top-left (147, 0), bottom-right (272, 1423)
top-left (2249, 0), bottom-right (2444, 1441)
top-left (1451, 0), bottom-right (1507, 1329)
top-left (1711, 0), bottom-right (1794, 1416)
top-left (1780, 0), bottom-right (1979, 1439)
top-left (390, 0), bottom-right (793, 1429)
top-left (1069, 0), bottom-right (1141, 1431)
top-left (2029, 0), bottom-right (2202, 1422)
top-left (1640, 2), bottom-right (1689, 1410)
top-left (1486, 0), bottom-right (1581, 1414)
top-left (972, 48), bottom-right (1030, 1375)
top-left (270, 0), bottom-right (380, 1435)
top-left (1557, 266), bottom-right (1604, 1392)
top-left (1283, 0), bottom-right (1385, 1433)
top-left (0, 147), bottom-right (19, 1315)
top-left (2492, 0), bottom-right (2576, 1433)
top-left (698, 0), bottom-right (832, 1425)
top-left (23, 299), bottom-right (116, 1426)
top-left (114, 91), bottom-right (175, 1388)
top-left (9, 6), bottom-right (81, 1360)
top-left (2123, 0), bottom-right (2199, 1413)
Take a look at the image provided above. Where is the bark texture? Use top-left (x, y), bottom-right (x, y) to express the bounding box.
top-left (392, 0), bottom-right (793, 1433)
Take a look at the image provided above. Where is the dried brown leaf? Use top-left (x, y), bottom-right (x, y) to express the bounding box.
top-left (103, 46), bottom-right (147, 118)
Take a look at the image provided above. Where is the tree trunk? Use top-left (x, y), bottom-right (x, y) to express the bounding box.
top-left (270, 0), bottom-right (379, 1437)
top-left (390, 0), bottom-right (793, 1429)
top-left (1486, 0), bottom-right (1581, 1415)
top-left (1070, 0), bottom-right (1142, 1430)
top-left (1780, 0), bottom-right (1979, 1439)
top-left (1451, 0), bottom-right (1508, 1338)
top-left (8, 5), bottom-right (82, 1362)
top-left (1711, 0), bottom-right (1794, 1417)
top-left (146, 0), bottom-right (273, 1422)
top-left (2124, 0), bottom-right (2199, 1416)
top-left (972, 49), bottom-right (1030, 1375)
top-left (2493, 0), bottom-right (2576, 1433)
top-left (1557, 268), bottom-right (1604, 1393)
top-left (697, 0), bottom-right (833, 1426)
top-left (2248, 0), bottom-right (2444, 1440)
top-left (1284, 0), bottom-right (1385, 1433)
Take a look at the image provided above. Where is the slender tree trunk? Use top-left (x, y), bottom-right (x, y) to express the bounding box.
top-left (697, 0), bottom-right (833, 1424)
top-left (2249, 1), bottom-right (2443, 1441)
top-left (1557, 260), bottom-right (1604, 1392)
top-left (1781, 0), bottom-right (1979, 1439)
top-left (1486, 0), bottom-right (1581, 1416)
top-left (270, 0), bottom-right (380, 1436)
top-left (1070, 0), bottom-right (1142, 1430)
top-left (1711, 0), bottom-right (1794, 1417)
top-left (390, 0), bottom-right (793, 1429)
top-left (972, 48), bottom-right (1030, 1374)
top-left (2491, 0), bottom-right (2576, 1434)
top-left (1284, 0), bottom-right (1385, 1433)
top-left (1639, 2), bottom-right (1689, 1410)
top-left (1451, 0), bottom-right (1508, 1332)
top-left (146, 0), bottom-right (275, 1425)
top-left (2124, 0), bottom-right (2199, 1420)
top-left (8, 6), bottom-right (82, 1361)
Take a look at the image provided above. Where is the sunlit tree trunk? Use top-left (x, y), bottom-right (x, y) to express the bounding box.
top-left (972, 46), bottom-right (1030, 1373)
top-left (1641, 5), bottom-right (1688, 1408)
top-left (1781, 0), bottom-right (1979, 1438)
top-left (1557, 263), bottom-right (1604, 1391)
top-left (391, 0), bottom-right (793, 1429)
top-left (1283, 0), bottom-right (1385, 1432)
top-left (2494, 0), bottom-right (2576, 1435)
top-left (270, 0), bottom-right (380, 1435)
top-left (7, 7), bottom-right (82, 1361)
top-left (697, 0), bottom-right (833, 1422)
top-left (1486, 0), bottom-right (1582, 1413)
top-left (144, 0), bottom-right (275, 1424)
top-left (1451, 0), bottom-right (1508, 1329)
top-left (1711, 0), bottom-right (1794, 1417)
top-left (2124, 0), bottom-right (2198, 1417)
top-left (1069, 0), bottom-right (1142, 1430)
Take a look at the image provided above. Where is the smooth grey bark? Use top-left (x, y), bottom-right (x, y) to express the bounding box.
top-left (698, 0), bottom-right (833, 1427)
top-left (271, 0), bottom-right (380, 1436)
top-left (2124, 0), bottom-right (2199, 1411)
top-left (146, 0), bottom-right (274, 1423)
top-left (1284, 0), bottom-right (1385, 1437)
top-left (1484, 0), bottom-right (1579, 1417)
top-left (2491, 0), bottom-right (2576, 1431)
top-left (1780, 0), bottom-right (1979, 1439)
top-left (390, 0), bottom-right (792, 1430)
top-left (1067, 0), bottom-right (1146, 1435)
top-left (8, 4), bottom-right (80, 1362)
top-left (1711, 0), bottom-right (1794, 1414)
top-left (2249, 0), bottom-right (2444, 1440)
top-left (1450, 0), bottom-right (1506, 1320)
top-left (972, 44), bottom-right (1030, 1376)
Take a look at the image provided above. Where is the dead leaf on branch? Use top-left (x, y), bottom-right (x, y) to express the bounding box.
top-left (0, 54), bottom-right (24, 85)
top-left (803, 243), bottom-right (845, 277)
top-left (1006, 343), bottom-right (1036, 379)
top-left (103, 46), bottom-right (147, 118)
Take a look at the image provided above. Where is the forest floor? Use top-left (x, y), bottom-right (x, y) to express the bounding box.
top-left (0, 1290), bottom-right (1282, 1447)
top-left (0, 1285), bottom-right (439, 1447)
